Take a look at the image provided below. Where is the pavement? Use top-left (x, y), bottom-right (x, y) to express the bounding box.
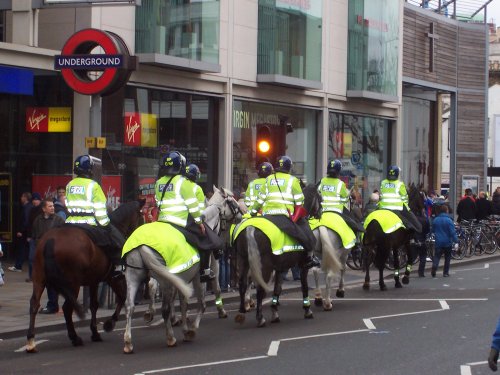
top-left (1, 253), bottom-right (499, 341)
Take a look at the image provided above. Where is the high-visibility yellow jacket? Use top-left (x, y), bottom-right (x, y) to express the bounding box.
top-left (65, 177), bottom-right (109, 226)
top-left (318, 176), bottom-right (349, 213)
top-left (244, 177), bottom-right (266, 208)
top-left (155, 175), bottom-right (202, 227)
top-left (250, 172), bottom-right (303, 217)
top-left (378, 179), bottom-right (409, 211)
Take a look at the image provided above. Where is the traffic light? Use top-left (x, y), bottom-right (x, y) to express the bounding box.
top-left (256, 125), bottom-right (272, 166)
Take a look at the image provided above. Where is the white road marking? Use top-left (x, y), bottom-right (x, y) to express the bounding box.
top-left (134, 355), bottom-right (268, 374)
top-left (268, 341), bottom-right (280, 356)
top-left (363, 319), bottom-right (376, 329)
top-left (456, 263), bottom-right (490, 272)
top-left (439, 300), bottom-right (450, 310)
top-left (15, 340), bottom-right (48, 352)
top-left (460, 361), bottom-right (489, 375)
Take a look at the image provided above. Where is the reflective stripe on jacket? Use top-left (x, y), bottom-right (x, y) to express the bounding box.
top-left (250, 172), bottom-right (304, 216)
top-left (378, 179), bottom-right (408, 211)
top-left (155, 175), bottom-right (202, 227)
top-left (318, 177), bottom-right (349, 213)
top-left (244, 177), bottom-right (266, 208)
top-left (65, 177), bottom-right (109, 226)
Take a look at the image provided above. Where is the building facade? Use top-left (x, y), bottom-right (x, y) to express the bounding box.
top-left (0, 0), bottom-right (488, 243)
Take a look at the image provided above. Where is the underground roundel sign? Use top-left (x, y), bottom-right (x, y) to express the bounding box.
top-left (54, 28), bottom-right (136, 96)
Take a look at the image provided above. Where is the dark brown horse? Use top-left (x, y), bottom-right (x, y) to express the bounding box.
top-left (362, 185), bottom-right (424, 291)
top-left (234, 184), bottom-right (340, 327)
top-left (26, 200), bottom-right (144, 353)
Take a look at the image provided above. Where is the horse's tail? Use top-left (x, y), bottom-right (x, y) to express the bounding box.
top-left (318, 226), bottom-right (343, 277)
top-left (246, 227), bottom-right (272, 292)
top-left (43, 238), bottom-right (85, 319)
top-left (138, 246), bottom-right (193, 299)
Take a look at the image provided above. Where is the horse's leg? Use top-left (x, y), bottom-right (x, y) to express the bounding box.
top-left (26, 280), bottom-right (46, 353)
top-left (162, 286), bottom-right (177, 347)
top-left (271, 271), bottom-right (282, 323)
top-left (255, 284), bottom-right (267, 327)
top-left (63, 286), bottom-right (83, 346)
top-left (301, 266), bottom-right (313, 319)
top-left (89, 284), bottom-right (102, 342)
top-left (210, 253), bottom-right (227, 318)
top-left (143, 277), bottom-right (158, 324)
top-left (184, 267), bottom-right (205, 341)
top-left (363, 245), bottom-right (371, 290)
top-left (336, 248), bottom-right (349, 299)
top-left (123, 270), bottom-right (141, 354)
top-left (313, 267), bottom-right (323, 306)
top-left (235, 246), bottom-right (249, 324)
top-left (169, 289), bottom-right (181, 327)
top-left (104, 273), bottom-right (127, 332)
top-left (402, 241), bottom-right (412, 285)
top-left (323, 271), bottom-right (333, 311)
top-left (393, 247), bottom-right (402, 288)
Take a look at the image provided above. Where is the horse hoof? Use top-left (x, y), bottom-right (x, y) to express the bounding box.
top-left (336, 290), bottom-right (345, 298)
top-left (91, 334), bottom-right (103, 342)
top-left (103, 319), bottom-right (115, 332)
top-left (26, 347), bottom-right (38, 353)
top-left (363, 283), bottom-right (370, 290)
top-left (72, 337), bottom-right (84, 347)
top-left (244, 304), bottom-right (251, 312)
top-left (304, 311), bottom-right (314, 319)
top-left (402, 276), bottom-right (410, 285)
top-left (314, 298), bottom-right (323, 306)
top-left (271, 316), bottom-right (280, 323)
top-left (257, 319), bottom-right (266, 328)
top-left (183, 330), bottom-right (196, 342)
top-left (249, 299), bottom-right (256, 309)
top-left (380, 285), bottom-right (387, 291)
top-left (323, 303), bottom-right (333, 311)
top-left (235, 314), bottom-right (246, 324)
top-left (170, 317), bottom-right (181, 327)
top-left (167, 338), bottom-right (177, 347)
top-left (123, 345), bottom-right (134, 354)
top-left (144, 312), bottom-right (154, 324)
top-left (395, 282), bottom-right (402, 289)
top-left (218, 309), bottom-right (228, 319)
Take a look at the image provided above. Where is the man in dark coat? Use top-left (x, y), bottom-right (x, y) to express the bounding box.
top-left (456, 188), bottom-right (476, 222)
top-left (476, 191), bottom-right (493, 221)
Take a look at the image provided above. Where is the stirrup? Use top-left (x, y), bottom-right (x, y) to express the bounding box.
top-left (200, 269), bottom-right (215, 283)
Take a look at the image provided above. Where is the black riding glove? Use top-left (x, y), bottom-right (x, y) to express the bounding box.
top-left (489, 348), bottom-right (499, 371)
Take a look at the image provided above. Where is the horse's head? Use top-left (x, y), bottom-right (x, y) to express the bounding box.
top-left (302, 183), bottom-right (322, 219)
top-left (207, 186), bottom-right (244, 223)
top-left (109, 200), bottom-right (145, 238)
top-left (408, 185), bottom-right (425, 215)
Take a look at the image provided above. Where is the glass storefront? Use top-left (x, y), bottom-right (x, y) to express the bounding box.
top-left (257, 0), bottom-right (322, 81)
top-left (347, 0), bottom-right (399, 97)
top-left (233, 100), bottom-right (319, 197)
top-left (402, 96), bottom-right (435, 191)
top-left (328, 112), bottom-right (390, 203)
top-left (101, 86), bottom-right (220, 201)
top-left (135, 0), bottom-right (220, 64)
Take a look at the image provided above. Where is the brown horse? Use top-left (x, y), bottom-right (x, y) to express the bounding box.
top-left (26, 200), bottom-right (145, 353)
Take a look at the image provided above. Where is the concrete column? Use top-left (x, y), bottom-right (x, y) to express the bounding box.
top-left (11, 0), bottom-right (37, 46)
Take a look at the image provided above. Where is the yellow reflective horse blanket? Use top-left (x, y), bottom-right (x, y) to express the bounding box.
top-left (363, 209), bottom-right (406, 234)
top-left (309, 212), bottom-right (357, 249)
top-left (231, 217), bottom-right (304, 255)
top-left (122, 221), bottom-right (200, 274)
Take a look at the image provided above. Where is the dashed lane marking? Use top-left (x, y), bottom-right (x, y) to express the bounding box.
top-left (15, 340), bottom-right (48, 352)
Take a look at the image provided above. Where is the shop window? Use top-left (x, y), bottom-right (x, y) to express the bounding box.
top-left (232, 99), bottom-right (319, 197)
top-left (328, 112), bottom-right (388, 202)
top-left (135, 0), bottom-right (220, 64)
top-left (0, 11), bottom-right (4, 42)
top-left (257, 0), bottom-right (322, 81)
top-left (347, 0), bottom-right (399, 100)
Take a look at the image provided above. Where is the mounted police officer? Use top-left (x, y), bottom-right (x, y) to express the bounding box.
top-left (65, 154), bottom-right (124, 275)
top-left (156, 152), bottom-right (222, 282)
top-left (318, 159), bottom-right (364, 233)
top-left (244, 162), bottom-right (274, 209)
top-left (249, 155), bottom-right (320, 269)
top-left (184, 164), bottom-right (206, 211)
top-left (378, 165), bottom-right (422, 233)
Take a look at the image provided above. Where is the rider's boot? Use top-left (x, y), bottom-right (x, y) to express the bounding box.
top-left (199, 251), bottom-right (215, 283)
top-left (304, 251), bottom-right (320, 269)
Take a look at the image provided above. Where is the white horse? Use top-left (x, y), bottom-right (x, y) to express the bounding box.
top-left (312, 226), bottom-right (354, 311)
top-left (123, 245), bottom-right (197, 353)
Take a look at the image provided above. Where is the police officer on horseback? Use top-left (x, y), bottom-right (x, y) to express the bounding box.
top-left (378, 165), bottom-right (422, 233)
top-left (244, 162), bottom-right (274, 209)
top-left (318, 159), bottom-right (364, 233)
top-left (156, 152), bottom-right (222, 282)
top-left (65, 154), bottom-right (125, 275)
top-left (249, 155), bottom-right (320, 269)
top-left (184, 164), bottom-right (206, 211)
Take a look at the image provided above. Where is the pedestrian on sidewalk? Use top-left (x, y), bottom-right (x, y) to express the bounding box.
top-left (431, 204), bottom-right (458, 277)
top-left (32, 199), bottom-right (65, 313)
top-left (26, 192), bottom-right (43, 281)
top-left (8, 192), bottom-right (33, 273)
top-left (0, 242), bottom-right (5, 286)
